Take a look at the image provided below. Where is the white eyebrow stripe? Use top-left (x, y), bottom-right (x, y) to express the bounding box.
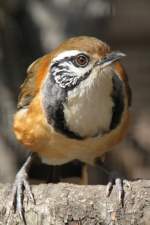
top-left (52, 50), bottom-right (82, 62)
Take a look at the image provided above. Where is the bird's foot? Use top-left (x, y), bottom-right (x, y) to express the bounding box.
top-left (6, 167), bottom-right (35, 225)
top-left (106, 171), bottom-right (130, 207)
top-left (5, 167), bottom-right (35, 225)
top-left (5, 153), bottom-right (35, 225)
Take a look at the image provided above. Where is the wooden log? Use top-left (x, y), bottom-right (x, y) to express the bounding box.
top-left (0, 180), bottom-right (150, 225)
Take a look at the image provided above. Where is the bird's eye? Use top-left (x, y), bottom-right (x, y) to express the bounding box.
top-left (74, 54), bottom-right (89, 67)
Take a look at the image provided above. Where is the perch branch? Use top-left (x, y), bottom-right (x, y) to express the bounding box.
top-left (0, 180), bottom-right (150, 225)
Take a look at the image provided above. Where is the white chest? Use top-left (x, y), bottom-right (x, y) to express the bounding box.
top-left (63, 69), bottom-right (114, 138)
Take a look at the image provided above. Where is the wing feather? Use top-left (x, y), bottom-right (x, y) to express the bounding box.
top-left (115, 62), bottom-right (132, 107)
top-left (17, 58), bottom-right (42, 109)
top-left (17, 55), bottom-right (51, 110)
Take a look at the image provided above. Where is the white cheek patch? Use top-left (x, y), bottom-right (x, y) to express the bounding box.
top-left (52, 50), bottom-right (92, 78)
top-left (50, 50), bottom-right (92, 89)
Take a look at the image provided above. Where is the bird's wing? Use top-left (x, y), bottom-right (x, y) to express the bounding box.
top-left (115, 62), bottom-right (132, 107)
top-left (17, 58), bottom-right (41, 110)
top-left (125, 76), bottom-right (132, 107)
top-left (17, 55), bottom-right (51, 110)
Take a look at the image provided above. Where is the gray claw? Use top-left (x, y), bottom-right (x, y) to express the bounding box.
top-left (106, 171), bottom-right (125, 206)
top-left (18, 171), bottom-right (33, 205)
top-left (24, 179), bottom-right (35, 203)
top-left (4, 153), bottom-right (36, 225)
top-left (106, 181), bottom-right (113, 197)
top-left (6, 153), bottom-right (35, 224)
top-left (9, 168), bottom-right (33, 224)
top-left (115, 177), bottom-right (124, 206)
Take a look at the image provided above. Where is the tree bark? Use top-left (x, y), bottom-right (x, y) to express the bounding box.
top-left (0, 180), bottom-right (150, 225)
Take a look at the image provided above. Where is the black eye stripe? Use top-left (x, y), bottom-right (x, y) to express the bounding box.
top-left (51, 56), bottom-right (73, 68)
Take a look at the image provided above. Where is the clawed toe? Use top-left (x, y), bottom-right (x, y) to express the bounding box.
top-left (6, 153), bottom-right (35, 224)
top-left (5, 179), bottom-right (34, 225)
top-left (23, 179), bottom-right (35, 203)
top-left (106, 171), bottom-right (125, 206)
top-left (8, 171), bottom-right (34, 224)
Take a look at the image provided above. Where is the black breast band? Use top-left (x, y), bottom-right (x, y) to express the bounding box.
top-left (42, 74), bottom-right (83, 140)
top-left (42, 71), bottom-right (125, 140)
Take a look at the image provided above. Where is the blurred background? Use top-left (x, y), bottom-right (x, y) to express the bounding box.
top-left (0, 0), bottom-right (150, 184)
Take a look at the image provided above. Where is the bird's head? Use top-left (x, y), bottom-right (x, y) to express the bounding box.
top-left (48, 36), bottom-right (125, 90)
top-left (41, 36), bottom-right (127, 138)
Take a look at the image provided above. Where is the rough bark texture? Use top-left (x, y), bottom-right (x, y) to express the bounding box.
top-left (0, 180), bottom-right (150, 225)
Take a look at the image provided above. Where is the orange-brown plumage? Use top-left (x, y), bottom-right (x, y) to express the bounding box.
top-left (11, 36), bottom-right (132, 219)
top-left (14, 93), bottom-right (130, 165)
top-left (14, 36), bottom-right (131, 166)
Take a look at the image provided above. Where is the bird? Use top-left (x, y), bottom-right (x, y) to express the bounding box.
top-left (10, 36), bottom-right (131, 221)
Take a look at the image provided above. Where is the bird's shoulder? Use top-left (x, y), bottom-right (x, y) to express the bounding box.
top-left (17, 54), bottom-right (51, 110)
top-left (114, 62), bottom-right (132, 107)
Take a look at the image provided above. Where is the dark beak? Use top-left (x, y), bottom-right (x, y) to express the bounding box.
top-left (96, 51), bottom-right (126, 68)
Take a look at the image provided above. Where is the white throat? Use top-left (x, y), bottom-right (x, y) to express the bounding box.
top-left (63, 67), bottom-right (114, 137)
